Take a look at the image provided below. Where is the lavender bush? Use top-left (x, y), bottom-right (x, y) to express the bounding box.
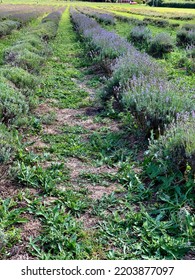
top-left (143, 17), bottom-right (169, 28)
top-left (0, 9), bottom-right (63, 130)
top-left (4, 48), bottom-right (45, 73)
top-left (0, 124), bottom-right (19, 164)
top-left (90, 12), bottom-right (115, 25)
top-left (182, 24), bottom-right (195, 31)
top-left (0, 77), bottom-right (28, 124)
top-left (102, 51), bottom-right (165, 104)
top-left (0, 20), bottom-right (20, 37)
top-left (148, 112), bottom-right (195, 174)
top-left (35, 11), bottom-right (63, 40)
top-left (103, 50), bottom-right (195, 134)
top-left (0, 66), bottom-right (38, 90)
top-left (185, 45), bottom-right (195, 74)
top-left (148, 33), bottom-right (175, 58)
top-left (177, 27), bottom-right (195, 47)
top-left (129, 26), bottom-right (151, 47)
top-left (122, 76), bottom-right (195, 134)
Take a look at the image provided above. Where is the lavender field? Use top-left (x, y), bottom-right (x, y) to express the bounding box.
top-left (0, 1), bottom-right (194, 261)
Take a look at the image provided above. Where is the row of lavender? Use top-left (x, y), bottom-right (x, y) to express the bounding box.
top-left (0, 8), bottom-right (65, 160)
top-left (0, 6), bottom-right (56, 37)
top-left (76, 7), bottom-right (115, 25)
top-left (0, 12), bottom-right (44, 37)
top-left (0, 4), bottom-right (56, 21)
top-left (70, 8), bottom-right (195, 174)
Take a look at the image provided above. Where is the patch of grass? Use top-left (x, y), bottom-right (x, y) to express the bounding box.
top-left (85, 76), bottom-right (102, 88)
top-left (27, 202), bottom-right (104, 260)
top-left (40, 111), bottom-right (57, 125)
top-left (89, 131), bottom-right (134, 166)
top-left (0, 198), bottom-right (27, 259)
top-left (91, 170), bottom-right (194, 259)
top-left (79, 171), bottom-right (118, 187)
top-left (42, 131), bottom-right (91, 159)
top-left (42, 124), bottom-right (134, 166)
top-left (14, 160), bottom-right (70, 195)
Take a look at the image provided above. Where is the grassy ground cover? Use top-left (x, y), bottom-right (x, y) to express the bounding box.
top-left (0, 3), bottom-right (194, 260)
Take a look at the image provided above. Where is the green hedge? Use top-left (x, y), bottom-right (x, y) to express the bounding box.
top-left (148, 1), bottom-right (195, 8)
top-left (160, 3), bottom-right (195, 8)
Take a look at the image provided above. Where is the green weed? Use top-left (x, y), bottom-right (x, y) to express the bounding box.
top-left (0, 198), bottom-right (27, 259)
top-left (27, 202), bottom-right (102, 259)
